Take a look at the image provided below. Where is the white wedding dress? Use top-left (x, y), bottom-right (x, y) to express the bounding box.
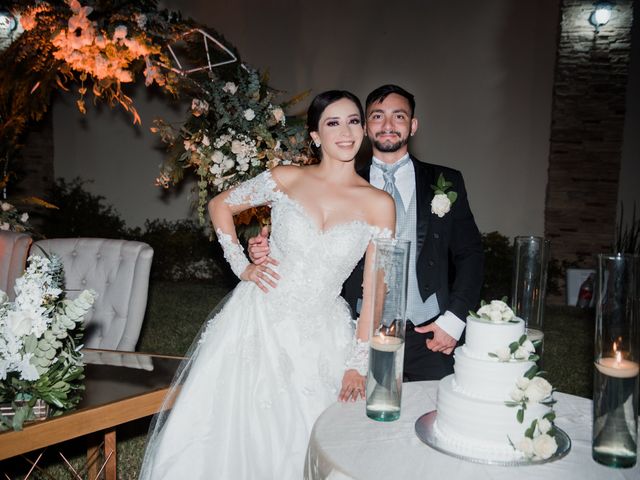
top-left (140, 171), bottom-right (389, 479)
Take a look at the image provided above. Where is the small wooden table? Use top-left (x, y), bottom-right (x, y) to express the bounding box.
top-left (0, 349), bottom-right (182, 479)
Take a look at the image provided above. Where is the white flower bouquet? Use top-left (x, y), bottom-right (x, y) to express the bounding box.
top-left (469, 298), bottom-right (519, 324)
top-left (0, 254), bottom-right (97, 431)
top-left (153, 66), bottom-right (311, 225)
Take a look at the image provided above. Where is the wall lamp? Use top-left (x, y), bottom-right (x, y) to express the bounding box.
top-left (589, 2), bottom-right (613, 33)
top-left (0, 9), bottom-right (17, 38)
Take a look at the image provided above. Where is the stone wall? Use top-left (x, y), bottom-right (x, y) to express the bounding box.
top-left (545, 0), bottom-right (634, 302)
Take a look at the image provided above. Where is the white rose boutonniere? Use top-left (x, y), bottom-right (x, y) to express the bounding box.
top-left (430, 173), bottom-right (457, 218)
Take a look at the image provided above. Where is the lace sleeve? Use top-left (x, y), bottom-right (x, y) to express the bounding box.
top-left (344, 324), bottom-right (369, 376)
top-left (225, 170), bottom-right (281, 207)
top-left (215, 228), bottom-right (250, 279)
top-left (370, 226), bottom-right (393, 240)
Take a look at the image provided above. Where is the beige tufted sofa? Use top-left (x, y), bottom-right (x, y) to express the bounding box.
top-left (32, 238), bottom-right (154, 351)
top-left (0, 231), bottom-right (33, 301)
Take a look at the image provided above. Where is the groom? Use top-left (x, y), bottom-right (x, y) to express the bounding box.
top-left (251, 85), bottom-right (484, 381)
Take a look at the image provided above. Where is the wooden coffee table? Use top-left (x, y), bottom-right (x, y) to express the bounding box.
top-left (0, 349), bottom-right (182, 479)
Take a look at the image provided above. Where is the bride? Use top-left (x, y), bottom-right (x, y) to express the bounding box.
top-left (139, 90), bottom-right (395, 479)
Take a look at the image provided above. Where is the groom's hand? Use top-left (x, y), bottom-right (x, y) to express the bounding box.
top-left (414, 322), bottom-right (457, 355)
top-left (248, 226), bottom-right (278, 267)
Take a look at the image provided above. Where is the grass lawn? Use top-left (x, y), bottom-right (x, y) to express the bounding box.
top-left (1, 281), bottom-right (597, 478)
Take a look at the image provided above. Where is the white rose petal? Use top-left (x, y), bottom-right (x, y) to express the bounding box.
top-left (201, 135), bottom-right (210, 147)
top-left (222, 159), bottom-right (235, 171)
top-left (222, 82), bottom-right (238, 94)
top-left (516, 377), bottom-right (531, 390)
top-left (243, 109), bottom-right (256, 121)
top-left (431, 193), bottom-right (451, 217)
top-left (510, 388), bottom-right (525, 402)
top-left (532, 434), bottom-right (557, 459)
top-left (514, 347), bottom-right (529, 360)
top-left (495, 347), bottom-right (511, 362)
top-left (488, 310), bottom-right (503, 323)
top-left (490, 299), bottom-right (509, 311)
top-left (211, 150), bottom-right (224, 164)
top-left (522, 339), bottom-right (536, 353)
top-left (476, 305), bottom-right (491, 317)
top-left (113, 25), bottom-right (128, 40)
top-left (525, 377), bottom-right (553, 403)
top-left (272, 107), bottom-right (285, 123)
top-left (18, 354), bottom-right (40, 381)
top-left (516, 437), bottom-right (534, 457)
top-left (537, 417), bottom-right (552, 434)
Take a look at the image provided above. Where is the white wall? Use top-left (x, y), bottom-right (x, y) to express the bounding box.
top-left (53, 0), bottom-right (561, 237)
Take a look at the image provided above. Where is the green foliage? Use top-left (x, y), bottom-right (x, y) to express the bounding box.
top-left (39, 177), bottom-right (128, 238)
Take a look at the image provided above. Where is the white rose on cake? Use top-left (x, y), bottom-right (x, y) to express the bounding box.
top-left (537, 417), bottom-right (552, 434)
top-left (524, 377), bottom-right (553, 403)
top-left (495, 347), bottom-right (512, 362)
top-left (516, 437), bottom-right (534, 457)
top-left (475, 300), bottom-right (516, 324)
top-left (532, 434), bottom-right (557, 459)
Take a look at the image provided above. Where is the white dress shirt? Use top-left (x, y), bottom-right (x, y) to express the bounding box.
top-left (369, 155), bottom-right (466, 341)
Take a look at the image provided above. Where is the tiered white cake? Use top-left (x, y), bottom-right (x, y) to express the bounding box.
top-left (433, 313), bottom-right (553, 461)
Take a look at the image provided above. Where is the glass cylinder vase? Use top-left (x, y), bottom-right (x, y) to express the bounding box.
top-left (592, 253), bottom-right (639, 468)
top-left (511, 236), bottom-right (550, 362)
top-left (365, 238), bottom-right (410, 422)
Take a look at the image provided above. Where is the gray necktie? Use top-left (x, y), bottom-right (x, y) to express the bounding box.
top-left (376, 157), bottom-right (411, 229)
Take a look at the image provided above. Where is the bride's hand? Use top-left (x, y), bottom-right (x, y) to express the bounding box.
top-left (240, 263), bottom-right (279, 293)
top-left (339, 369), bottom-right (365, 402)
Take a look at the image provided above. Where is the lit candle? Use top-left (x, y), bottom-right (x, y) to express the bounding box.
top-left (371, 334), bottom-right (403, 352)
top-left (595, 350), bottom-right (640, 378)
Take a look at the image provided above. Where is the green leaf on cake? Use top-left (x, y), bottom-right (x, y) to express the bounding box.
top-left (504, 401), bottom-right (520, 407)
top-left (524, 419), bottom-right (537, 439)
top-left (468, 310), bottom-right (480, 318)
top-left (528, 354), bottom-right (540, 362)
top-left (518, 335), bottom-right (527, 345)
top-left (524, 364), bottom-right (538, 379)
top-left (488, 352), bottom-right (498, 358)
top-left (543, 411), bottom-right (556, 422)
top-left (517, 408), bottom-right (524, 424)
top-left (509, 341), bottom-right (520, 353)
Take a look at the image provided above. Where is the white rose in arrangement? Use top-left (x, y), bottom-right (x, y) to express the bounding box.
top-left (537, 417), bottom-right (552, 434)
top-left (431, 193), bottom-right (451, 218)
top-left (271, 107), bottom-right (285, 124)
top-left (191, 98), bottom-right (209, 117)
top-left (211, 151), bottom-right (224, 164)
top-left (522, 339), bottom-right (536, 353)
top-left (222, 158), bottom-right (236, 171)
top-left (514, 347), bottom-right (529, 360)
top-left (5, 310), bottom-right (34, 338)
top-left (532, 434), bottom-right (557, 459)
top-left (525, 376), bottom-right (553, 403)
top-left (1, 202), bottom-right (12, 211)
top-left (516, 377), bottom-right (530, 390)
top-left (510, 388), bottom-right (525, 402)
top-left (222, 82), bottom-right (238, 94)
top-left (17, 354), bottom-right (39, 381)
top-left (516, 437), bottom-right (534, 457)
top-left (495, 346), bottom-right (511, 362)
top-left (476, 305), bottom-right (491, 317)
top-left (20, 213), bottom-right (29, 223)
top-left (231, 140), bottom-right (244, 155)
top-left (113, 25), bottom-right (128, 40)
top-left (488, 310), bottom-right (503, 323)
top-left (0, 223), bottom-right (9, 231)
top-left (243, 109), bottom-right (256, 121)
top-left (201, 135), bottom-right (210, 147)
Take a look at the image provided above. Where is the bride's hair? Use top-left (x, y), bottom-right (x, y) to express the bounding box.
top-left (307, 90), bottom-right (364, 159)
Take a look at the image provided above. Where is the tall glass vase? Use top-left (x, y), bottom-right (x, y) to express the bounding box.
top-left (592, 254), bottom-right (639, 468)
top-left (365, 239), bottom-right (410, 422)
top-left (511, 236), bottom-right (550, 362)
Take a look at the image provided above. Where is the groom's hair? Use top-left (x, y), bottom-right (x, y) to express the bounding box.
top-left (365, 85), bottom-right (416, 118)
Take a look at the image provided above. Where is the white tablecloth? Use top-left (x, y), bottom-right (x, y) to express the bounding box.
top-left (304, 381), bottom-right (639, 479)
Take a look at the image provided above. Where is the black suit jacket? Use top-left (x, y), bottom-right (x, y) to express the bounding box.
top-left (342, 156), bottom-right (484, 324)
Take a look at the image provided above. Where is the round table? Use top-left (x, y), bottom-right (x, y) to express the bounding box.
top-left (304, 381), bottom-right (639, 479)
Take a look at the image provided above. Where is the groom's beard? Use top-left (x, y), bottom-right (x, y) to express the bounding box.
top-left (372, 131), bottom-right (410, 153)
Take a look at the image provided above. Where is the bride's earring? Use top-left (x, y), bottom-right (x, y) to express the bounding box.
top-left (314, 140), bottom-right (321, 147)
